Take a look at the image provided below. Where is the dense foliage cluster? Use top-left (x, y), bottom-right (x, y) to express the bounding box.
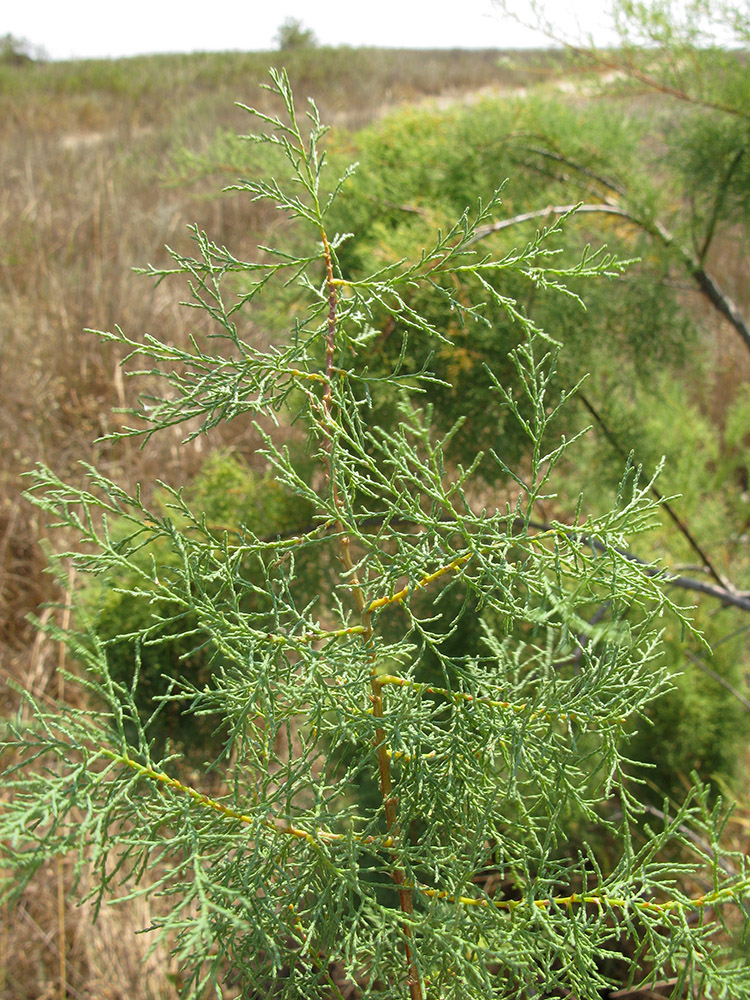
top-left (2, 70), bottom-right (749, 998)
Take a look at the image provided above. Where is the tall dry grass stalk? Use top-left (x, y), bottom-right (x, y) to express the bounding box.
top-left (1, 858), bottom-right (181, 1000)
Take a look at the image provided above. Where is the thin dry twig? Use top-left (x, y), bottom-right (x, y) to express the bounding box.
top-left (470, 201), bottom-right (750, 353)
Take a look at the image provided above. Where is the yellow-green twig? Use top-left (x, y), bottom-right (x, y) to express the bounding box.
top-left (365, 528), bottom-right (558, 616)
top-left (377, 675), bottom-right (627, 728)
top-left (366, 553), bottom-right (474, 613)
top-left (102, 749), bottom-right (394, 849)
top-left (418, 881), bottom-right (750, 915)
top-left (263, 623), bottom-right (367, 647)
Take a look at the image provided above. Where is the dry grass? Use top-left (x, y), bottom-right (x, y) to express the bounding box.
top-left (2, 859), bottom-right (181, 1000)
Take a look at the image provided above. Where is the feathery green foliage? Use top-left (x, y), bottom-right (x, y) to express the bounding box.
top-left (2, 69), bottom-right (749, 999)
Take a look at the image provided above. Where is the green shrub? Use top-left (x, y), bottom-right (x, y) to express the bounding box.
top-left (0, 33), bottom-right (44, 66)
top-left (275, 18), bottom-right (318, 51)
top-left (318, 97), bottom-right (696, 479)
top-left (3, 70), bottom-right (749, 1000)
top-left (78, 451), bottom-right (315, 756)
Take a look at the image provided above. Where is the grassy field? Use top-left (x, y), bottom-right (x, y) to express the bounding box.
top-left (1, 44), bottom-right (749, 998)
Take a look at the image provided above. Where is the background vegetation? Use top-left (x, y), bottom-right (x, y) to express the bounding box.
top-left (1, 34), bottom-right (749, 999)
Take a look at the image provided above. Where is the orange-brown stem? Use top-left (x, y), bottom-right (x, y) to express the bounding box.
top-left (370, 674), bottom-right (422, 1000)
top-left (320, 230), bottom-right (423, 1000)
top-left (321, 230), bottom-right (337, 420)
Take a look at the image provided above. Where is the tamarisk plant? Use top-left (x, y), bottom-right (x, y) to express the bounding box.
top-left (3, 70), bottom-right (750, 999)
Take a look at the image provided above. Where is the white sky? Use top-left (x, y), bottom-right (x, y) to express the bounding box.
top-left (4, 0), bottom-right (616, 61)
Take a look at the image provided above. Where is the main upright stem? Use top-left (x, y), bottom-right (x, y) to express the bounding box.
top-left (320, 230), bottom-right (424, 1000)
